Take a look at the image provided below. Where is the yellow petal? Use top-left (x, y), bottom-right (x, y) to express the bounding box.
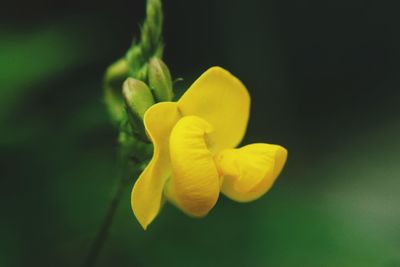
top-left (166, 116), bottom-right (221, 217)
top-left (131, 102), bottom-right (181, 229)
top-left (216, 143), bottom-right (287, 202)
top-left (177, 67), bottom-right (250, 152)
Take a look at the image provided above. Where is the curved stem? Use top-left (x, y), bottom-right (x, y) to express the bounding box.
top-left (83, 159), bottom-right (132, 267)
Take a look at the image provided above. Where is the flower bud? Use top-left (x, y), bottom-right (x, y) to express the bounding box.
top-left (148, 57), bottom-right (174, 101)
top-left (122, 78), bottom-right (155, 141)
top-left (126, 45), bottom-right (143, 76)
top-left (103, 58), bottom-right (128, 123)
top-left (123, 78), bottom-right (155, 120)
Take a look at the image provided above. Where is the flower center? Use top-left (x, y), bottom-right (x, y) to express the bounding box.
top-left (165, 115), bottom-right (221, 217)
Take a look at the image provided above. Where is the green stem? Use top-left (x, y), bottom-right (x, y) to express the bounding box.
top-left (83, 157), bottom-right (133, 267)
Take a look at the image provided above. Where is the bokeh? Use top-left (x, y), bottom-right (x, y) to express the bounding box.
top-left (1, 1), bottom-right (399, 266)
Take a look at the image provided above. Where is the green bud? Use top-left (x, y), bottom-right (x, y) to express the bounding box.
top-left (126, 45), bottom-right (143, 77)
top-left (148, 57), bottom-right (174, 101)
top-left (123, 78), bottom-right (155, 119)
top-left (104, 58), bottom-right (128, 88)
top-left (122, 78), bottom-right (155, 142)
top-left (103, 58), bottom-right (128, 124)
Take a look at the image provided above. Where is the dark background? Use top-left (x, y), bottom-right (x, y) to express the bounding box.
top-left (1, 0), bottom-right (399, 266)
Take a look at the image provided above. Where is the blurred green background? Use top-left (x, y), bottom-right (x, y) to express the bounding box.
top-left (1, 1), bottom-right (400, 266)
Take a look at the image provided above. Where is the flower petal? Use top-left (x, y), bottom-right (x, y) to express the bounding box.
top-left (177, 67), bottom-right (250, 151)
top-left (131, 102), bottom-right (181, 229)
top-left (215, 143), bottom-right (287, 202)
top-left (166, 116), bottom-right (221, 217)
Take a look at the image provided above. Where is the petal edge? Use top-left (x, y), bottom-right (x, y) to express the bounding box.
top-left (216, 143), bottom-right (287, 202)
top-left (131, 102), bottom-right (181, 229)
top-left (178, 67), bottom-right (250, 151)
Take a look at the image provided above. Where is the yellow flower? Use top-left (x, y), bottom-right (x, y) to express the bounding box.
top-left (131, 67), bottom-right (288, 229)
